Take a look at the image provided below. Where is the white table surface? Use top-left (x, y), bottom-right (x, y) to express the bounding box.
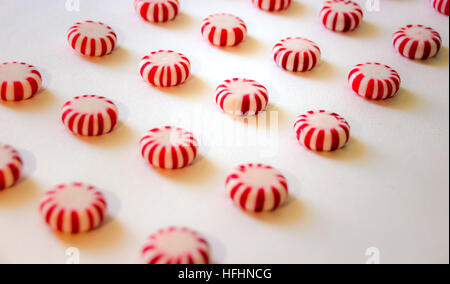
top-left (0, 0), bottom-right (448, 264)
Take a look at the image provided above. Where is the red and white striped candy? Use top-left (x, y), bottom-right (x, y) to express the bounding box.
top-left (0, 144), bottom-right (23, 191)
top-left (201, 14), bottom-right (247, 47)
top-left (135, 0), bottom-right (179, 23)
top-left (0, 62), bottom-right (42, 101)
top-left (294, 110), bottom-right (350, 152)
top-left (393, 25), bottom-right (442, 60)
top-left (251, 0), bottom-right (292, 11)
top-left (273, 37), bottom-right (321, 72)
top-left (320, 0), bottom-right (363, 32)
top-left (431, 0), bottom-right (449, 16)
top-left (348, 63), bottom-right (401, 100)
top-left (67, 21), bottom-right (117, 57)
top-left (140, 126), bottom-right (198, 170)
top-left (40, 183), bottom-right (107, 234)
top-left (61, 95), bottom-right (119, 136)
top-left (226, 164), bottom-right (288, 212)
top-left (140, 50), bottom-right (190, 87)
top-left (142, 227), bottom-right (210, 264)
top-left (215, 78), bottom-right (269, 116)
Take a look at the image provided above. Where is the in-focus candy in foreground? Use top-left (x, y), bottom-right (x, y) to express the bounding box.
top-left (201, 14), bottom-right (247, 47)
top-left (216, 78), bottom-right (269, 116)
top-left (294, 110), bottom-right (350, 152)
top-left (226, 163), bottom-right (289, 212)
top-left (431, 0), bottom-right (449, 16)
top-left (140, 50), bottom-right (191, 87)
top-left (134, 0), bottom-right (180, 23)
top-left (0, 144), bottom-right (23, 191)
top-left (393, 25), bottom-right (442, 60)
top-left (252, 0), bottom-right (291, 11)
top-left (140, 126), bottom-right (198, 170)
top-left (61, 95), bottom-right (119, 136)
top-left (320, 0), bottom-right (363, 32)
top-left (273, 37), bottom-right (321, 72)
top-left (142, 227), bottom-right (210, 264)
top-left (0, 62), bottom-right (42, 101)
top-left (348, 63), bottom-right (401, 100)
top-left (67, 21), bottom-right (117, 57)
top-left (40, 183), bottom-right (107, 234)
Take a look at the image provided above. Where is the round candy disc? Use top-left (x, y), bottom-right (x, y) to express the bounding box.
top-left (0, 62), bottom-right (42, 101)
top-left (320, 0), bottom-right (363, 32)
top-left (226, 163), bottom-right (288, 212)
top-left (142, 227), bottom-right (210, 264)
top-left (140, 126), bottom-right (198, 170)
top-left (431, 0), bottom-right (449, 15)
top-left (0, 144), bottom-right (23, 191)
top-left (215, 78), bottom-right (269, 116)
top-left (393, 25), bottom-right (442, 60)
top-left (40, 183), bottom-right (107, 234)
top-left (201, 14), bottom-right (247, 47)
top-left (135, 0), bottom-right (180, 23)
top-left (67, 21), bottom-right (117, 57)
top-left (61, 95), bottom-right (118, 136)
top-left (273, 37), bottom-right (321, 72)
top-left (140, 50), bottom-right (191, 87)
top-left (294, 110), bottom-right (350, 152)
top-left (252, 0), bottom-right (292, 11)
top-left (348, 63), bottom-right (401, 100)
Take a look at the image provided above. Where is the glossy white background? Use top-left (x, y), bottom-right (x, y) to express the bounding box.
top-left (0, 0), bottom-right (448, 264)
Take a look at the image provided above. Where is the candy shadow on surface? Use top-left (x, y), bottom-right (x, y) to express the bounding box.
top-left (204, 233), bottom-right (227, 264)
top-left (153, 155), bottom-right (217, 186)
top-left (246, 197), bottom-right (307, 227)
top-left (155, 75), bottom-right (211, 100)
top-left (278, 1), bottom-right (309, 17)
top-left (80, 46), bottom-right (132, 67)
top-left (55, 220), bottom-right (126, 254)
top-left (366, 87), bottom-right (421, 111)
top-left (290, 60), bottom-right (339, 81)
top-left (315, 137), bottom-right (369, 163)
top-left (220, 36), bottom-right (268, 57)
top-left (0, 88), bottom-right (55, 112)
top-left (0, 148), bottom-right (39, 206)
top-left (0, 178), bottom-right (41, 207)
top-left (340, 21), bottom-right (380, 39)
top-left (101, 190), bottom-right (122, 226)
top-left (75, 123), bottom-right (137, 149)
top-left (421, 46), bottom-right (449, 68)
top-left (152, 12), bottom-right (196, 30)
top-left (17, 147), bottom-right (37, 181)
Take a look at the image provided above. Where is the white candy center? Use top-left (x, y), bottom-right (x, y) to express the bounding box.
top-left (69, 97), bottom-right (114, 114)
top-left (283, 38), bottom-right (315, 52)
top-left (149, 52), bottom-right (183, 66)
top-left (404, 27), bottom-right (433, 41)
top-left (226, 80), bottom-right (256, 97)
top-left (359, 64), bottom-right (392, 79)
top-left (156, 232), bottom-right (199, 255)
top-left (239, 167), bottom-right (280, 188)
top-left (152, 129), bottom-right (190, 146)
top-left (330, 1), bottom-right (356, 12)
top-left (0, 63), bottom-right (29, 82)
top-left (52, 185), bottom-right (98, 211)
top-left (307, 113), bottom-right (341, 129)
top-left (208, 14), bottom-right (240, 29)
top-left (77, 22), bottom-right (110, 38)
